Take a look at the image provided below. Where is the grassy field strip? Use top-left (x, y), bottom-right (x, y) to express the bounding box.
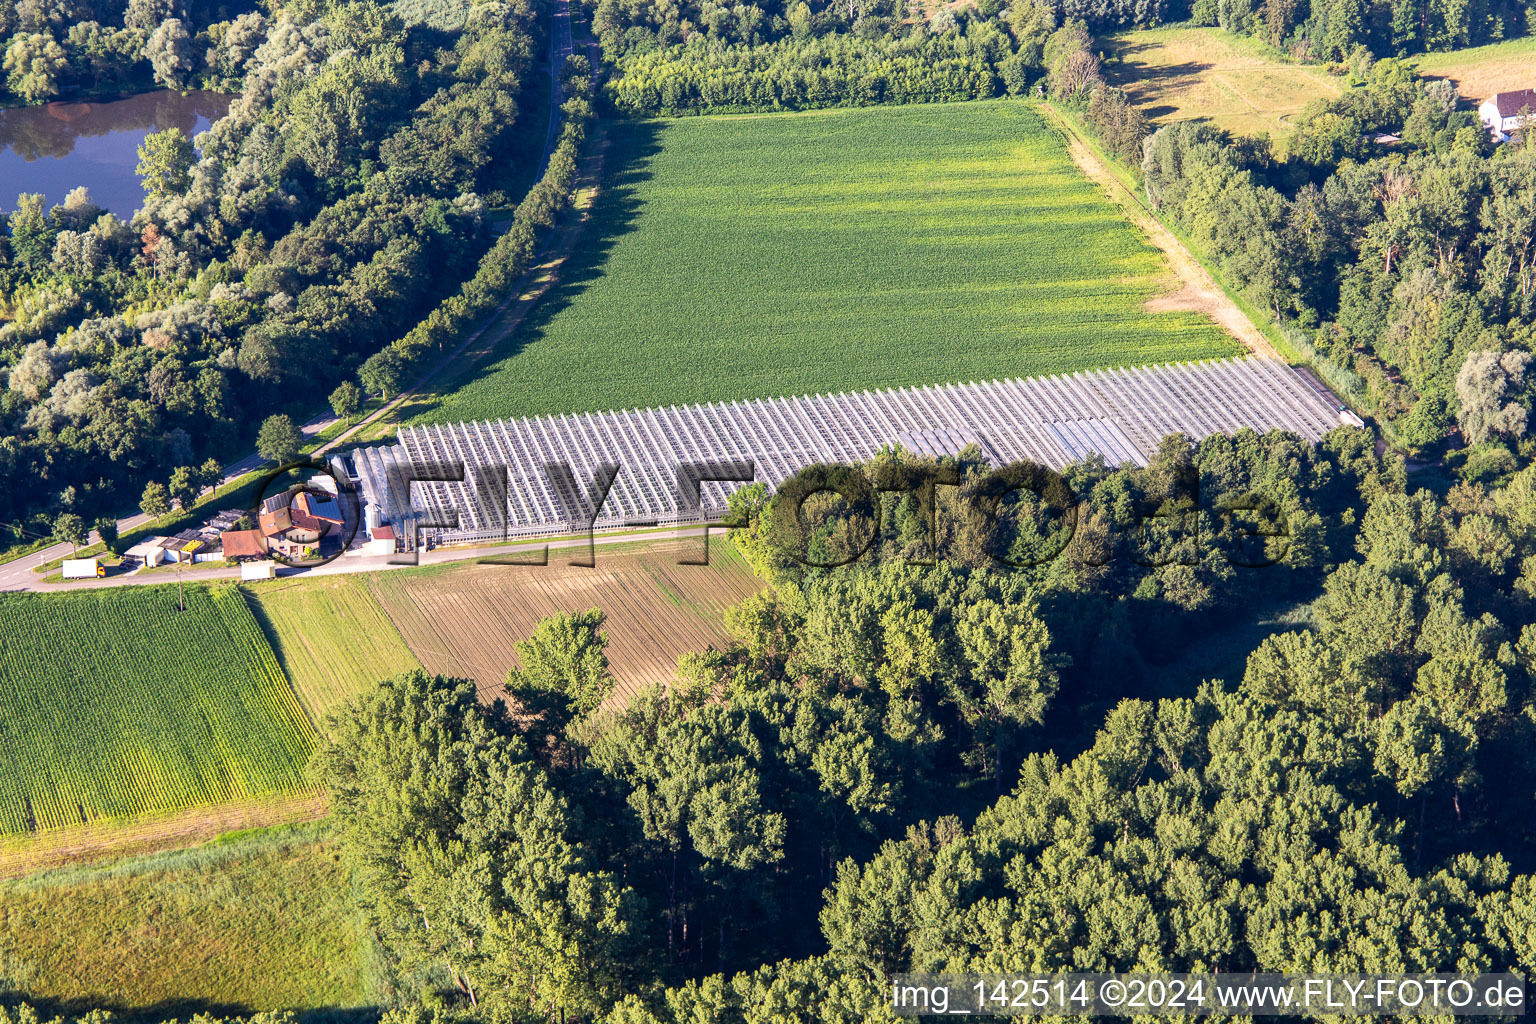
top-left (0, 792), bottom-right (327, 880)
top-left (1042, 102), bottom-right (1280, 359)
top-left (0, 823), bottom-right (384, 1014)
top-left (364, 543), bottom-right (762, 705)
top-left (243, 576), bottom-right (423, 727)
top-left (0, 586), bottom-right (317, 836)
top-left (414, 100), bottom-right (1239, 426)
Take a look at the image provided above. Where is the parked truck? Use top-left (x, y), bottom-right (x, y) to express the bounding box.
top-left (62, 558), bottom-right (104, 579)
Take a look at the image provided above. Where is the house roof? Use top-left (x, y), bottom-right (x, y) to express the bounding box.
top-left (221, 529), bottom-right (268, 559)
top-left (258, 507), bottom-right (292, 537)
top-left (288, 507), bottom-right (338, 534)
top-left (372, 524), bottom-right (396, 541)
top-left (1488, 89), bottom-right (1536, 117)
top-left (293, 491), bottom-right (343, 524)
top-left (261, 492), bottom-right (292, 514)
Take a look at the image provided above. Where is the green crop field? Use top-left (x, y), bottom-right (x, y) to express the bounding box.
top-left (415, 100), bottom-right (1240, 426)
top-left (244, 576), bottom-right (422, 726)
top-left (0, 586), bottom-right (318, 835)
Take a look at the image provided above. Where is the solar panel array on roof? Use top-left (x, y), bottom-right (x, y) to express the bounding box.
top-left (351, 357), bottom-right (1351, 546)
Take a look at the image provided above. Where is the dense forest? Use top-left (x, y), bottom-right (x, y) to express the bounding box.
top-left (287, 434), bottom-right (1536, 1016)
top-left (0, 0), bottom-right (601, 546)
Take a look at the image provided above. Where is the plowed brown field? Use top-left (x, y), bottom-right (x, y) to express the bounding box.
top-left (362, 542), bottom-right (762, 704)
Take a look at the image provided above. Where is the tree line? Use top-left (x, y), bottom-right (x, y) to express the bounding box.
top-left (586, 0), bottom-right (1534, 115)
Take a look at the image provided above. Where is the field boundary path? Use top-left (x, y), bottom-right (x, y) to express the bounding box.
top-left (1043, 103), bottom-right (1279, 361)
top-left (0, 792), bottom-right (327, 880)
top-left (0, 0), bottom-right (594, 591)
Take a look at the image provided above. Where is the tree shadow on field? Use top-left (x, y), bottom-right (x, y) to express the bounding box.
top-left (1102, 58), bottom-right (1215, 90)
top-left (430, 118), bottom-right (665, 404)
top-left (7, 994), bottom-right (383, 1024)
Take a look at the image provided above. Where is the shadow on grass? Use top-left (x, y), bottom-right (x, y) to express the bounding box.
top-left (410, 118), bottom-right (666, 419)
top-left (1102, 56), bottom-right (1217, 92)
top-left (6, 995), bottom-right (382, 1024)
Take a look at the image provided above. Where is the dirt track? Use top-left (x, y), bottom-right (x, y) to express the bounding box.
top-left (1045, 105), bottom-right (1279, 361)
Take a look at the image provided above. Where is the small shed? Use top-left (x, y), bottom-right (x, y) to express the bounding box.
top-left (241, 561), bottom-right (277, 581)
top-left (160, 536), bottom-right (205, 564)
top-left (365, 523), bottom-right (397, 556)
top-left (126, 538), bottom-right (167, 568)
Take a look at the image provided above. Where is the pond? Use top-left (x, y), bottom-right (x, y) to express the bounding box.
top-left (0, 90), bottom-right (232, 219)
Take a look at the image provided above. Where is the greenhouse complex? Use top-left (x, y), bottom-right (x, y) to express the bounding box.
top-left (347, 357), bottom-right (1358, 547)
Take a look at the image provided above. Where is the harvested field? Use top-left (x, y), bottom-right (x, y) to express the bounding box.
top-left (362, 542), bottom-right (762, 704)
top-left (244, 575), bottom-right (422, 725)
top-left (1414, 36), bottom-right (1536, 103)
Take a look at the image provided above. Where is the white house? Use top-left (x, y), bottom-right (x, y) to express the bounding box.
top-left (1478, 88), bottom-right (1536, 141)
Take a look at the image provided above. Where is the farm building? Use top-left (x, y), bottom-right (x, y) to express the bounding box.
top-left (257, 494), bottom-right (293, 539)
top-left (289, 491), bottom-right (343, 542)
top-left (125, 538), bottom-right (167, 567)
top-left (1478, 88), bottom-right (1536, 140)
top-left (220, 529), bottom-right (269, 560)
top-left (257, 487), bottom-right (346, 556)
top-left (364, 523), bottom-right (398, 556)
top-left (158, 533), bottom-right (215, 564)
top-left (350, 356), bottom-right (1357, 548)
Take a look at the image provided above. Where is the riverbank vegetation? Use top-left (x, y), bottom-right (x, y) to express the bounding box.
top-left (0, 0), bottom-right (579, 551)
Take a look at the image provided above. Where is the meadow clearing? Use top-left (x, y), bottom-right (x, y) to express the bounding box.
top-left (0, 823), bottom-right (385, 1016)
top-left (1413, 35), bottom-right (1536, 102)
top-left (363, 542), bottom-right (763, 705)
top-left (413, 100), bottom-right (1239, 426)
top-left (1101, 27), bottom-right (1344, 143)
top-left (0, 586), bottom-right (317, 836)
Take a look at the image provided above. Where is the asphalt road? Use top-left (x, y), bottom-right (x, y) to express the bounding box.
top-left (37, 525), bottom-right (727, 592)
top-left (0, 0), bottom-right (581, 595)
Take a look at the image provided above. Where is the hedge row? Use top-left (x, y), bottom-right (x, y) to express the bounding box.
top-left (360, 77), bottom-right (595, 390)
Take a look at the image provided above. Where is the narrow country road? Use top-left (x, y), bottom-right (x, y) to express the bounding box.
top-left (0, 0), bottom-right (582, 594)
top-left (34, 525), bottom-right (724, 593)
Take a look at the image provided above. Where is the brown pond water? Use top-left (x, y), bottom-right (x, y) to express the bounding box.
top-left (0, 90), bottom-right (232, 218)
